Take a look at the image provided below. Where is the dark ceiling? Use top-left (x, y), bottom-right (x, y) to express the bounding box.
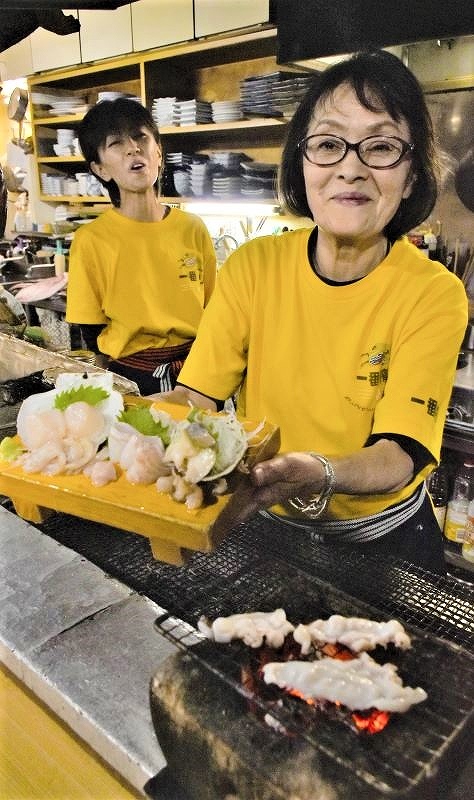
top-left (0, 2), bottom-right (140, 53)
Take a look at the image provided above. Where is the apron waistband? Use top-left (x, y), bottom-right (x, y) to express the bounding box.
top-left (114, 341), bottom-right (192, 371)
top-left (262, 483), bottom-right (427, 543)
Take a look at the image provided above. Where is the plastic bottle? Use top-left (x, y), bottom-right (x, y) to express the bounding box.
top-left (462, 499), bottom-right (474, 563)
top-left (444, 470), bottom-right (470, 543)
top-left (426, 464), bottom-right (449, 531)
top-left (54, 240), bottom-right (66, 276)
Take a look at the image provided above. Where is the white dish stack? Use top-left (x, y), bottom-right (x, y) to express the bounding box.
top-left (211, 100), bottom-right (243, 123)
top-left (53, 128), bottom-right (76, 156)
top-left (173, 100), bottom-right (212, 126)
top-left (152, 97), bottom-right (176, 126)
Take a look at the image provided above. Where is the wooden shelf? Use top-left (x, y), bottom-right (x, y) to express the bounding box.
top-left (38, 156), bottom-right (85, 164)
top-left (28, 28), bottom-right (288, 209)
top-left (39, 194), bottom-right (110, 204)
top-left (160, 118), bottom-right (287, 135)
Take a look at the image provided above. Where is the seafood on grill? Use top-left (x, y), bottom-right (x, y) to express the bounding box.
top-left (198, 609), bottom-right (412, 654)
top-left (198, 609), bottom-right (295, 649)
top-left (293, 614), bottom-right (412, 655)
top-left (262, 652), bottom-right (427, 713)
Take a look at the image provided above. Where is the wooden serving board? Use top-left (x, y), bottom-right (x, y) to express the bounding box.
top-left (0, 399), bottom-right (280, 565)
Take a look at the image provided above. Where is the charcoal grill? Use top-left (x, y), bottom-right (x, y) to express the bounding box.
top-left (35, 509), bottom-right (474, 800)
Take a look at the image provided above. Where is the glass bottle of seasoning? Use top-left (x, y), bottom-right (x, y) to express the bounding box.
top-left (426, 464), bottom-right (449, 531)
top-left (462, 499), bottom-right (474, 563)
top-left (444, 469), bottom-right (470, 543)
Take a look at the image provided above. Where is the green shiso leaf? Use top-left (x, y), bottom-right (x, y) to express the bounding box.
top-left (119, 406), bottom-right (172, 444)
top-left (0, 436), bottom-right (24, 462)
top-left (54, 386), bottom-right (110, 410)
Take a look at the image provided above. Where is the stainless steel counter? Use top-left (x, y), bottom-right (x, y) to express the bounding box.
top-left (0, 506), bottom-right (177, 795)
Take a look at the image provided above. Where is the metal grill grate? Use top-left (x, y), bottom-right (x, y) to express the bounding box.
top-left (154, 598), bottom-right (474, 798)
top-left (38, 511), bottom-right (474, 649)
top-left (37, 510), bottom-right (474, 797)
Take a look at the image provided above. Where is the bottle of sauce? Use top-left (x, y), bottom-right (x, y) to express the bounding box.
top-left (54, 240), bottom-right (66, 276)
top-left (444, 469), bottom-right (470, 543)
top-left (462, 499), bottom-right (474, 563)
top-left (426, 464), bottom-right (449, 531)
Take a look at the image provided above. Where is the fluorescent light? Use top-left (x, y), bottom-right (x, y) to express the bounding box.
top-left (182, 202), bottom-right (280, 216)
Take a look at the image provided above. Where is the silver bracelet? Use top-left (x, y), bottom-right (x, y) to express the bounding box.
top-left (288, 453), bottom-right (337, 519)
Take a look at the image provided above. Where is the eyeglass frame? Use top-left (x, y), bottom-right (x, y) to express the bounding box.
top-left (297, 134), bottom-right (415, 169)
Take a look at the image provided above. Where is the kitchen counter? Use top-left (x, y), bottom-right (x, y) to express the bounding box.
top-left (0, 506), bottom-right (178, 796)
top-left (1, 503), bottom-right (473, 799)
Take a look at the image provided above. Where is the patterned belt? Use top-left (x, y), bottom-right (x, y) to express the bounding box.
top-left (114, 341), bottom-right (192, 370)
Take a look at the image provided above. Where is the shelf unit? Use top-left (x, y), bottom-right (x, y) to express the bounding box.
top-left (27, 27), bottom-right (295, 209)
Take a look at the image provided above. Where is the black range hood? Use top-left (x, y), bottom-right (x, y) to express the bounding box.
top-left (2, 1), bottom-right (136, 7)
top-left (276, 0), bottom-right (474, 63)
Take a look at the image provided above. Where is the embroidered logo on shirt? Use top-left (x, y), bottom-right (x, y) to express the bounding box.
top-left (178, 254), bottom-right (203, 286)
top-left (411, 396), bottom-right (439, 417)
top-left (346, 342), bottom-right (390, 411)
top-left (359, 343), bottom-right (390, 369)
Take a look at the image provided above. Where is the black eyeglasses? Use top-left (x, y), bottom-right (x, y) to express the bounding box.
top-left (298, 134), bottom-right (414, 169)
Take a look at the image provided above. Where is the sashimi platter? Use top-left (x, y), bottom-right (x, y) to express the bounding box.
top-left (0, 372), bottom-right (280, 564)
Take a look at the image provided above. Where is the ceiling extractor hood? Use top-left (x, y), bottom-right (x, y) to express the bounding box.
top-left (276, 0), bottom-right (474, 64)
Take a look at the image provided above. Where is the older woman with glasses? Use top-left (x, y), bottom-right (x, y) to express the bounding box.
top-left (165, 50), bottom-right (467, 572)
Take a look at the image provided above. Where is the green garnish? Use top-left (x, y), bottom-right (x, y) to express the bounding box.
top-left (119, 406), bottom-right (172, 444)
top-left (0, 436), bottom-right (24, 462)
top-left (54, 385), bottom-right (110, 410)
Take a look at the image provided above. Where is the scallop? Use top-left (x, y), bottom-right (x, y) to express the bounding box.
top-left (18, 407), bottom-right (66, 450)
top-left (64, 401), bottom-right (106, 443)
top-left (184, 448), bottom-right (216, 484)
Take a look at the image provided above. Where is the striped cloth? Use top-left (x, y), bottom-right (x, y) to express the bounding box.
top-left (113, 341), bottom-right (192, 393)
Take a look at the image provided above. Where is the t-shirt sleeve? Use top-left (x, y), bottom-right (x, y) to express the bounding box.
top-left (66, 229), bottom-right (108, 325)
top-left (371, 269), bottom-right (467, 461)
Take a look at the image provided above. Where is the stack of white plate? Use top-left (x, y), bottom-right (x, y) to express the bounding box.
top-left (240, 160), bottom-right (277, 199)
top-left (210, 152), bottom-right (249, 170)
top-left (189, 159), bottom-right (212, 196)
top-left (173, 170), bottom-right (191, 196)
top-left (49, 95), bottom-right (88, 115)
top-left (54, 128), bottom-right (75, 156)
top-left (173, 99), bottom-right (212, 126)
top-left (211, 174), bottom-right (242, 198)
top-left (97, 91), bottom-right (124, 102)
top-left (211, 100), bottom-right (243, 123)
top-left (152, 97), bottom-right (176, 126)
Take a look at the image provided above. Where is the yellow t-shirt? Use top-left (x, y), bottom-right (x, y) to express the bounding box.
top-left (179, 228), bottom-right (468, 521)
top-left (66, 207), bottom-right (216, 359)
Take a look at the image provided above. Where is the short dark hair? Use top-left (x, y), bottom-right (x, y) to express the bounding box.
top-left (78, 97), bottom-right (162, 207)
top-left (279, 50), bottom-right (438, 240)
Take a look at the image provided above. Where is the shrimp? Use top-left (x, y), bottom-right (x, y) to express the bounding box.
top-left (84, 459), bottom-right (118, 487)
top-left (185, 484), bottom-right (204, 510)
top-left (156, 472), bottom-right (204, 509)
top-left (156, 474), bottom-right (175, 493)
top-left (122, 438), bottom-right (171, 484)
top-left (20, 440), bottom-right (67, 475)
top-left (62, 437), bottom-right (98, 474)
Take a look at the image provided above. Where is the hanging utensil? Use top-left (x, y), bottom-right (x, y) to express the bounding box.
top-left (8, 87), bottom-right (29, 147)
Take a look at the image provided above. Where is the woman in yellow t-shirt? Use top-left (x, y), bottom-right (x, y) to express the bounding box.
top-left (167, 51), bottom-right (467, 574)
top-left (66, 98), bottom-right (216, 395)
